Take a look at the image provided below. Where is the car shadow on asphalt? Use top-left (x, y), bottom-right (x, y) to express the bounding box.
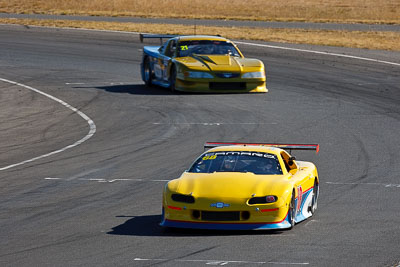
top-left (78, 84), bottom-right (259, 96)
top-left (82, 84), bottom-right (176, 95)
top-left (107, 215), bottom-right (287, 237)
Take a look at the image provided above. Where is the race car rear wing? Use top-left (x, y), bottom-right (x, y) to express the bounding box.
top-left (139, 33), bottom-right (179, 44)
top-left (139, 33), bottom-right (222, 43)
top-left (204, 142), bottom-right (319, 154)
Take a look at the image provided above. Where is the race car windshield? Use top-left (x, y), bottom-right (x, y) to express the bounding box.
top-left (177, 40), bottom-right (241, 57)
top-left (188, 151), bottom-right (283, 175)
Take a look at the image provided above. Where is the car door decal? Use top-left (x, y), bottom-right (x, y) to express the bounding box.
top-left (297, 185), bottom-right (303, 213)
top-left (154, 58), bottom-right (163, 80)
top-left (163, 59), bottom-right (169, 81)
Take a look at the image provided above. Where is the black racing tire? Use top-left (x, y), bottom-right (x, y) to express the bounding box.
top-left (288, 190), bottom-right (296, 229)
top-left (310, 179), bottom-right (319, 215)
top-left (169, 66), bottom-right (177, 92)
top-left (143, 57), bottom-right (152, 87)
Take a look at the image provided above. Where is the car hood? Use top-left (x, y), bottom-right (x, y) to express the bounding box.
top-left (175, 55), bottom-right (263, 72)
top-left (169, 172), bottom-right (292, 199)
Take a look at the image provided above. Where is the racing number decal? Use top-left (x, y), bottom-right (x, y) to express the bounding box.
top-left (180, 45), bottom-right (188, 51)
top-left (296, 186), bottom-right (303, 213)
top-left (202, 155), bottom-right (217, 160)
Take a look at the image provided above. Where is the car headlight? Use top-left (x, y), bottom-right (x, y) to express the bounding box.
top-left (248, 195), bottom-right (278, 204)
top-left (242, 71), bottom-right (265, 78)
top-left (184, 71), bottom-right (214, 79)
top-left (171, 193), bottom-right (195, 203)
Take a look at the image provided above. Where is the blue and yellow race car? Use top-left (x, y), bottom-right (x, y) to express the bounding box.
top-left (140, 34), bottom-right (267, 93)
top-left (161, 142), bottom-right (319, 230)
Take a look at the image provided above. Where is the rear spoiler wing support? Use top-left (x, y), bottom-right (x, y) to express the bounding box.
top-left (204, 142), bottom-right (319, 154)
top-left (139, 33), bottom-right (179, 44)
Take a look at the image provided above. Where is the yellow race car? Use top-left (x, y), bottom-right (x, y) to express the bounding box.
top-left (161, 142), bottom-right (319, 230)
top-left (140, 34), bottom-right (267, 93)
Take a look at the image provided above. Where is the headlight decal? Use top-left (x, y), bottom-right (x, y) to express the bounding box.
top-left (184, 71), bottom-right (214, 79)
top-left (242, 71), bottom-right (265, 78)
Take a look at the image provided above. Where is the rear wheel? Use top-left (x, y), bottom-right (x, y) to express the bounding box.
top-left (143, 57), bottom-right (152, 87)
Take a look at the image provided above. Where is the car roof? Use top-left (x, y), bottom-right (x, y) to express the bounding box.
top-left (205, 145), bottom-right (283, 155)
top-left (177, 35), bottom-right (231, 42)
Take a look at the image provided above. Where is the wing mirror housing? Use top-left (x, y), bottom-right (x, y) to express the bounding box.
top-left (288, 156), bottom-right (296, 166)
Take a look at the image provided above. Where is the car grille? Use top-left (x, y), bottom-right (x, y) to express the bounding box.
top-left (209, 82), bottom-right (246, 90)
top-left (201, 211), bottom-right (241, 221)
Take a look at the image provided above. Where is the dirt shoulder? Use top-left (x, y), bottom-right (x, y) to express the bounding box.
top-left (1, 15), bottom-right (399, 51)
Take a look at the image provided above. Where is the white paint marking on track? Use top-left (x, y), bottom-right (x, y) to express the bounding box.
top-left (0, 25), bottom-right (399, 171)
top-left (43, 178), bottom-right (171, 183)
top-left (4, 23), bottom-right (400, 68)
top-left (235, 41), bottom-right (400, 67)
top-left (179, 259), bottom-right (266, 265)
top-left (108, 179), bottom-right (133, 183)
top-left (88, 178), bottom-right (107, 182)
top-left (0, 78), bottom-right (96, 171)
top-left (326, 181), bottom-right (400, 188)
top-left (304, 219), bottom-right (319, 227)
top-left (134, 258), bottom-right (309, 265)
top-left (80, 178), bottom-right (171, 183)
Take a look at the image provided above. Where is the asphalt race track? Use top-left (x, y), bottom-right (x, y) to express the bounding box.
top-left (0, 24), bottom-right (399, 266)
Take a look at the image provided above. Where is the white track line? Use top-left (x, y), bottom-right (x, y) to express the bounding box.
top-left (0, 25), bottom-right (398, 171)
top-left (0, 78), bottom-right (96, 171)
top-left (326, 181), bottom-right (400, 188)
top-left (133, 258), bottom-right (309, 265)
top-left (43, 177), bottom-right (170, 183)
top-left (235, 41), bottom-right (400, 67)
top-left (2, 23), bottom-right (400, 67)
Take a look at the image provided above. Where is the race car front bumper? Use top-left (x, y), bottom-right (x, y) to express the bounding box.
top-left (160, 207), bottom-right (292, 230)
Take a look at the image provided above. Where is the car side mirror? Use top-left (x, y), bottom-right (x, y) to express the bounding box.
top-left (288, 156), bottom-right (296, 166)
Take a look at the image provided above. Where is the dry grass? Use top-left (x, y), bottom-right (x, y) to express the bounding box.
top-left (1, 18), bottom-right (400, 51)
top-left (1, 0), bottom-right (399, 24)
